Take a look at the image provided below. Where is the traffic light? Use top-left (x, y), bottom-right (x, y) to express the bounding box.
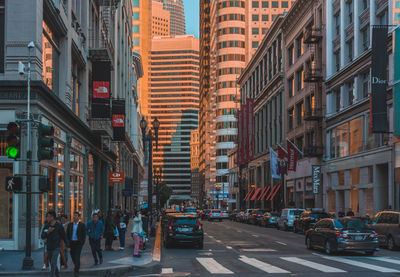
top-left (5, 176), bottom-right (22, 192)
top-left (6, 122), bottom-right (20, 159)
top-left (37, 124), bottom-right (54, 161)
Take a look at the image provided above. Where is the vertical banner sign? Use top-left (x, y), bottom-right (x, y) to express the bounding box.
top-left (237, 108), bottom-right (243, 165)
top-left (112, 99), bottom-right (126, 141)
top-left (370, 25), bottom-right (389, 133)
top-left (394, 28), bottom-right (400, 136)
top-left (248, 99), bottom-right (255, 161)
top-left (243, 103), bottom-right (248, 163)
top-left (270, 148), bottom-right (280, 179)
top-left (287, 140), bottom-right (298, 171)
top-left (312, 165), bottom-right (321, 194)
top-left (91, 61), bottom-right (111, 118)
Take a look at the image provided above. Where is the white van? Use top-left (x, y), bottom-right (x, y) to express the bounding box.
top-left (277, 208), bottom-right (305, 230)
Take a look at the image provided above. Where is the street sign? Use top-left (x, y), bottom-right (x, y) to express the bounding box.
top-left (312, 165), bottom-right (322, 194)
top-left (108, 172), bottom-right (124, 183)
top-left (122, 189), bottom-right (132, 197)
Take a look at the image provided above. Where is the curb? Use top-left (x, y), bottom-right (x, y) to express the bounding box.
top-left (152, 223), bottom-right (162, 262)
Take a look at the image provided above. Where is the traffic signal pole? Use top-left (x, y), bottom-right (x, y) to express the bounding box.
top-left (22, 42), bottom-right (34, 270)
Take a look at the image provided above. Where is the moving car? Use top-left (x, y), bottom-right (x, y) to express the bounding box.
top-left (220, 210), bottom-right (229, 219)
top-left (208, 210), bottom-right (223, 221)
top-left (305, 217), bottom-right (379, 255)
top-left (248, 209), bottom-right (265, 225)
top-left (259, 212), bottom-right (278, 227)
top-left (164, 214), bottom-right (204, 249)
top-left (294, 210), bottom-right (331, 233)
top-left (277, 208), bottom-right (305, 230)
top-left (371, 211), bottom-right (400, 250)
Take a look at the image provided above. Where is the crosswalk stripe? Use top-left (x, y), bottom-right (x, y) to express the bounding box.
top-left (369, 257), bottom-right (400, 265)
top-left (281, 257), bottom-right (346, 273)
top-left (196, 258), bottom-right (234, 274)
top-left (322, 256), bottom-right (400, 273)
top-left (161, 268), bottom-right (173, 274)
top-left (239, 255), bottom-right (290, 274)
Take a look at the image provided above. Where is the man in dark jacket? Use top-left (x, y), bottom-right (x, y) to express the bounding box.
top-left (67, 211), bottom-right (86, 276)
top-left (86, 213), bottom-right (104, 265)
top-left (41, 210), bottom-right (69, 277)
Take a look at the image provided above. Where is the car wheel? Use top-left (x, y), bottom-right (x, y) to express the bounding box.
top-left (325, 240), bottom-right (334, 255)
top-left (387, 236), bottom-right (397, 251)
top-left (306, 236), bottom-right (313, 250)
top-left (365, 250), bottom-right (375, 256)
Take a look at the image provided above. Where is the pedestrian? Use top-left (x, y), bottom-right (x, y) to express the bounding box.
top-left (60, 214), bottom-right (69, 268)
top-left (123, 209), bottom-right (130, 227)
top-left (118, 216), bottom-right (127, 250)
top-left (131, 211), bottom-right (143, 257)
top-left (86, 213), bottom-right (104, 265)
top-left (40, 220), bottom-right (49, 271)
top-left (66, 211), bottom-right (86, 277)
top-left (346, 209), bottom-right (355, 216)
top-left (91, 206), bottom-right (100, 217)
top-left (41, 211), bottom-right (70, 277)
top-left (104, 210), bottom-right (115, 250)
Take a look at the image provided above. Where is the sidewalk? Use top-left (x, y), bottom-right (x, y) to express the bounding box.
top-left (0, 223), bottom-right (160, 276)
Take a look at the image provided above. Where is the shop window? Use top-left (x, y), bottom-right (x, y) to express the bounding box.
top-left (351, 168), bottom-right (360, 185)
top-left (42, 21), bottom-right (60, 92)
top-left (349, 117), bottom-right (363, 154)
top-left (338, 170), bottom-right (345, 186)
top-left (0, 165), bottom-right (13, 239)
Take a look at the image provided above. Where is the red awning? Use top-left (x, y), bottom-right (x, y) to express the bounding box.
top-left (270, 184), bottom-right (281, 201)
top-left (258, 185), bottom-right (271, 200)
top-left (250, 188), bottom-right (262, 200)
top-left (244, 188), bottom-right (255, 201)
top-left (266, 185), bottom-right (277, 200)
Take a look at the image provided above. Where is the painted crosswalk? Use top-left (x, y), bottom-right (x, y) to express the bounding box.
top-left (183, 256), bottom-right (400, 275)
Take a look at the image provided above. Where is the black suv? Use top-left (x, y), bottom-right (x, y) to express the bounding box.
top-left (163, 214), bottom-right (204, 249)
top-left (294, 210), bottom-right (330, 233)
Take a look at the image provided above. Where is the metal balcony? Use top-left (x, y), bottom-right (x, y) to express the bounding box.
top-left (304, 108), bottom-right (323, 121)
top-left (304, 66), bottom-right (323, 82)
top-left (90, 118), bottom-right (113, 138)
top-left (304, 146), bottom-right (324, 157)
top-left (304, 27), bottom-right (322, 44)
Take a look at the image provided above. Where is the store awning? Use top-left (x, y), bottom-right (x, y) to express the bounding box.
top-left (270, 184), bottom-right (281, 201)
top-left (258, 185), bottom-right (270, 200)
top-left (243, 188), bottom-right (255, 201)
top-left (250, 188), bottom-right (262, 200)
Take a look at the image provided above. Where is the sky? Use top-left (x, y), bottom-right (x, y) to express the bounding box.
top-left (183, 0), bottom-right (199, 38)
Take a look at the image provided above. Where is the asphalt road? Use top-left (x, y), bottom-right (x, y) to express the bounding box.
top-left (127, 220), bottom-right (400, 277)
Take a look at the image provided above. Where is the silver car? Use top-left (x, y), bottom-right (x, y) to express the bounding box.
top-left (277, 208), bottom-right (305, 230)
top-left (372, 211), bottom-right (400, 250)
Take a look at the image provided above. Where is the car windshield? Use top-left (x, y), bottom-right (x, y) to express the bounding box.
top-left (289, 210), bottom-right (303, 215)
top-left (338, 219), bottom-right (369, 230)
top-left (175, 218), bottom-right (197, 225)
top-left (311, 213), bottom-right (330, 219)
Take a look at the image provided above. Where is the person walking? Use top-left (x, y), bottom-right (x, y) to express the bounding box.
top-left (41, 211), bottom-right (70, 277)
top-left (86, 213), bottom-right (104, 265)
top-left (40, 220), bottom-right (49, 271)
top-left (60, 214), bottom-right (69, 268)
top-left (66, 211), bottom-right (86, 277)
top-left (104, 210), bottom-right (115, 250)
top-left (118, 216), bottom-right (127, 250)
top-left (131, 211), bottom-right (143, 257)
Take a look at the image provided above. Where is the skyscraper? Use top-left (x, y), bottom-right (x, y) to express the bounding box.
top-left (199, 0), bottom-right (294, 203)
top-left (155, 0), bottom-right (186, 35)
top-left (152, 0), bottom-right (170, 36)
top-left (150, 35), bottom-right (200, 201)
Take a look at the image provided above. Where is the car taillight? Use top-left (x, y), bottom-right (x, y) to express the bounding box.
top-left (197, 221), bottom-right (202, 231)
top-left (369, 232), bottom-right (378, 239)
top-left (209, 212), bottom-right (212, 215)
top-left (220, 213), bottom-right (223, 216)
top-left (168, 223), bottom-right (173, 231)
top-left (336, 232), bottom-right (348, 239)
top-left (202, 212), bottom-right (205, 215)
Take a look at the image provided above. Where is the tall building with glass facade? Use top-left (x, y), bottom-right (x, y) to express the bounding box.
top-left (155, 0), bottom-right (186, 35)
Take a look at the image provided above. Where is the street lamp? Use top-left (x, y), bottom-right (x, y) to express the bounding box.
top-left (140, 117), bottom-right (160, 214)
top-left (153, 166), bottom-right (162, 210)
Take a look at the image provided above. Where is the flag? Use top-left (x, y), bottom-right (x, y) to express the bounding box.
top-left (287, 140), bottom-right (298, 171)
top-left (277, 144), bottom-right (287, 159)
top-left (270, 147), bottom-right (280, 179)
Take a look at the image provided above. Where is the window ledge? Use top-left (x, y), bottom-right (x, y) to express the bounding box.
top-left (325, 145), bottom-right (392, 164)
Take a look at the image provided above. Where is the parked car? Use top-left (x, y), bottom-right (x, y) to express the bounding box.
top-left (163, 214), bottom-right (204, 249)
top-left (259, 212), bottom-right (279, 227)
top-left (243, 209), bottom-right (254, 223)
top-left (294, 210), bottom-right (331, 234)
top-left (371, 211), bottom-right (400, 250)
top-left (277, 208), bottom-right (305, 230)
top-left (248, 209), bottom-right (265, 225)
top-left (229, 209), bottom-right (239, 221)
top-left (208, 210), bottom-right (223, 222)
top-left (236, 211), bottom-right (245, 222)
top-left (305, 217), bottom-right (379, 255)
top-left (183, 207), bottom-right (197, 217)
top-left (200, 210), bottom-right (210, 220)
top-left (220, 210), bottom-right (229, 219)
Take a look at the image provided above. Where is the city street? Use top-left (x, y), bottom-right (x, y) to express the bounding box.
top-left (127, 220), bottom-right (400, 277)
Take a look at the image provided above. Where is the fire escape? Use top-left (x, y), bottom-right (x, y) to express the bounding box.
top-left (303, 24), bottom-right (323, 158)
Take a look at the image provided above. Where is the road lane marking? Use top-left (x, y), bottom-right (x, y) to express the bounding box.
top-left (275, 241), bottom-right (287, 246)
top-left (280, 257), bottom-right (346, 273)
top-left (241, 248), bottom-right (276, 252)
top-left (237, 230), bottom-right (243, 233)
top-left (216, 240), bottom-right (222, 243)
top-left (252, 234), bottom-right (259, 237)
top-left (196, 258), bottom-right (234, 274)
top-left (239, 255), bottom-right (290, 274)
top-left (321, 256), bottom-right (400, 273)
top-left (226, 246), bottom-right (232, 249)
top-left (369, 257), bottom-right (400, 265)
top-left (161, 268), bottom-right (173, 274)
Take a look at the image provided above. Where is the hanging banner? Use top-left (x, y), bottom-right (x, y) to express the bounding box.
top-left (237, 108), bottom-right (243, 165)
top-left (242, 103), bottom-right (249, 163)
top-left (91, 61), bottom-right (111, 118)
top-left (287, 140), bottom-right (298, 171)
top-left (248, 98), bottom-right (255, 161)
top-left (312, 165), bottom-right (322, 194)
top-left (108, 172), bottom-right (124, 183)
top-left (112, 114), bottom-right (125, 127)
top-left (93, 81), bottom-right (110, 99)
top-left (370, 25), bottom-right (389, 133)
top-left (112, 99), bottom-right (126, 141)
top-left (393, 27), bottom-right (400, 136)
top-left (270, 147), bottom-right (280, 179)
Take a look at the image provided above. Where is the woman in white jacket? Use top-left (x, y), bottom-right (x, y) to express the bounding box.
top-left (131, 211), bottom-right (143, 257)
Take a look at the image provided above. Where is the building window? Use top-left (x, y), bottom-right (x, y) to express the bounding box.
top-left (133, 25), bottom-right (139, 33)
top-left (272, 1), bottom-right (278, 8)
top-left (288, 108), bottom-right (294, 130)
top-left (296, 69), bottom-right (303, 91)
top-left (252, 41), bottom-right (259, 48)
top-left (335, 90), bottom-right (341, 112)
top-left (296, 101), bottom-right (303, 126)
top-left (262, 14), bottom-right (269, 21)
top-left (347, 81), bottom-right (355, 106)
top-left (42, 21), bottom-right (59, 92)
top-left (334, 51), bottom-right (340, 72)
top-left (296, 136), bottom-right (303, 152)
top-left (296, 35), bottom-right (303, 57)
top-left (288, 45), bottom-right (293, 66)
top-left (347, 39), bottom-right (353, 62)
top-left (272, 14), bottom-right (278, 21)
top-left (0, 0), bottom-right (4, 73)
top-left (347, 0), bottom-right (353, 24)
top-left (362, 72), bottom-right (370, 98)
top-left (334, 14), bottom-right (340, 36)
top-left (252, 1), bottom-right (259, 8)
top-left (252, 14), bottom-right (259, 21)
top-left (133, 37), bottom-right (139, 46)
top-left (362, 0), bottom-right (369, 10)
top-left (133, 12), bottom-right (139, 20)
top-left (262, 28), bottom-right (268, 34)
top-left (252, 28), bottom-right (259, 35)
top-left (281, 1), bottom-right (289, 8)
top-left (132, 0), bottom-right (139, 7)
top-left (0, 162), bottom-right (13, 239)
top-left (362, 26), bottom-right (370, 51)
top-left (288, 77), bottom-right (294, 97)
top-left (262, 1), bottom-right (269, 8)
top-left (377, 10), bottom-right (388, 25)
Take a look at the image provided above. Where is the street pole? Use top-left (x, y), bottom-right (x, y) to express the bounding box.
top-left (148, 137), bottom-right (153, 214)
top-left (22, 42), bottom-right (34, 270)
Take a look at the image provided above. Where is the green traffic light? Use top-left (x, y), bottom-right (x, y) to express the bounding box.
top-left (6, 146), bottom-right (19, 159)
